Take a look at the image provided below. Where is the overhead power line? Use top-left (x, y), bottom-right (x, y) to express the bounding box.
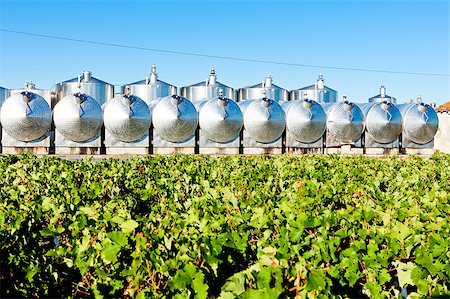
top-left (1, 28), bottom-right (449, 77)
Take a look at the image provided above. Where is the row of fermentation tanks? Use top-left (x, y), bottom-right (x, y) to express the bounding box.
top-left (0, 66), bottom-right (439, 155)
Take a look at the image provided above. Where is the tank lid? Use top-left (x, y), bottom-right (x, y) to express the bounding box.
top-left (368, 85), bottom-right (396, 101)
top-left (24, 81), bottom-right (36, 90)
top-left (294, 83), bottom-right (337, 93)
top-left (62, 71), bottom-right (111, 85)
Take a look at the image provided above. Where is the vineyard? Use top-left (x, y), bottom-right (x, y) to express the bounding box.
top-left (0, 154), bottom-right (449, 298)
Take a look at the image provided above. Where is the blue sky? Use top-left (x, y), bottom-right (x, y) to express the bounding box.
top-left (0, 0), bottom-right (449, 104)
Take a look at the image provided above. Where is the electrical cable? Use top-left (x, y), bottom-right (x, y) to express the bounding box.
top-left (1, 28), bottom-right (448, 77)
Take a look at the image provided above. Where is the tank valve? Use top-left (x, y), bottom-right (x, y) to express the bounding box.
top-left (124, 94), bottom-right (134, 106)
top-left (218, 96), bottom-right (228, 107)
top-left (171, 94), bottom-right (181, 106)
top-left (303, 98), bottom-right (313, 109)
top-left (343, 100), bottom-right (353, 111)
top-left (261, 97), bottom-right (271, 108)
top-left (381, 101), bottom-right (391, 111)
top-left (418, 102), bottom-right (428, 113)
top-left (73, 93), bottom-right (86, 105)
top-left (21, 91), bottom-right (33, 103)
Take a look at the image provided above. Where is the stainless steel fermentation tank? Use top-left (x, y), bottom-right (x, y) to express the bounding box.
top-left (123, 65), bottom-right (177, 152)
top-left (151, 95), bottom-right (198, 153)
top-left (103, 92), bottom-right (151, 153)
top-left (53, 93), bottom-right (103, 154)
top-left (124, 65), bottom-right (177, 106)
top-left (55, 71), bottom-right (113, 154)
top-left (281, 96), bottom-right (327, 149)
top-left (369, 85), bottom-right (397, 103)
top-left (290, 74), bottom-right (337, 103)
top-left (359, 101), bottom-right (402, 149)
top-left (181, 68), bottom-right (235, 101)
top-left (0, 89), bottom-right (52, 153)
top-left (238, 89), bottom-right (285, 153)
top-left (237, 75), bottom-right (289, 102)
top-left (398, 98), bottom-right (438, 148)
top-left (322, 98), bottom-right (364, 147)
top-left (56, 71), bottom-right (114, 106)
top-left (195, 92), bottom-right (243, 152)
top-left (0, 86), bottom-right (9, 149)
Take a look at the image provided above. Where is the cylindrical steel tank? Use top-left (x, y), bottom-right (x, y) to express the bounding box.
top-left (239, 97), bottom-right (285, 143)
top-left (290, 74), bottom-right (337, 103)
top-left (53, 93), bottom-right (103, 142)
top-left (181, 68), bottom-right (235, 101)
top-left (9, 81), bottom-right (56, 108)
top-left (322, 100), bottom-right (364, 143)
top-left (103, 94), bottom-right (151, 142)
top-left (124, 64), bottom-right (177, 106)
top-left (152, 95), bottom-right (198, 143)
top-left (56, 71), bottom-right (114, 106)
top-left (359, 101), bottom-right (402, 144)
top-left (237, 75), bottom-right (289, 102)
top-left (0, 86), bottom-right (8, 112)
top-left (195, 95), bottom-right (243, 143)
top-left (0, 91), bottom-right (52, 141)
top-left (281, 98), bottom-right (326, 143)
top-left (398, 102), bottom-right (439, 144)
top-left (368, 85), bottom-right (397, 103)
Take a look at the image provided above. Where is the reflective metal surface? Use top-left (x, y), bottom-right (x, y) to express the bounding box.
top-left (9, 81), bottom-right (56, 108)
top-left (237, 75), bottom-right (289, 102)
top-left (239, 98), bottom-right (285, 143)
top-left (290, 74), bottom-right (337, 103)
top-left (398, 102), bottom-right (439, 145)
top-left (124, 65), bottom-right (177, 106)
top-left (197, 96), bottom-right (243, 143)
top-left (56, 71), bottom-right (114, 106)
top-left (282, 99), bottom-right (326, 143)
top-left (359, 101), bottom-right (402, 144)
top-left (53, 93), bottom-right (103, 142)
top-left (181, 68), bottom-right (235, 101)
top-left (368, 85), bottom-right (397, 103)
top-left (0, 86), bottom-right (8, 111)
top-left (152, 95), bottom-right (198, 143)
top-left (322, 101), bottom-right (364, 143)
top-left (103, 94), bottom-right (151, 142)
top-left (0, 91), bottom-right (52, 141)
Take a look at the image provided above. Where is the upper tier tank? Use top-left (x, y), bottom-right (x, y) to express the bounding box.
top-left (322, 99), bottom-right (364, 143)
top-left (239, 92), bottom-right (285, 143)
top-left (181, 68), bottom-right (235, 101)
top-left (398, 100), bottom-right (439, 144)
top-left (237, 75), bottom-right (289, 102)
top-left (290, 74), bottom-right (337, 103)
top-left (124, 64), bottom-right (177, 106)
top-left (103, 93), bottom-right (151, 142)
top-left (195, 93), bottom-right (243, 143)
top-left (53, 93), bottom-right (103, 142)
top-left (281, 97), bottom-right (326, 143)
top-left (56, 71), bottom-right (114, 106)
top-left (359, 101), bottom-right (402, 144)
top-left (9, 81), bottom-right (56, 108)
top-left (152, 95), bottom-right (198, 143)
top-left (0, 91), bottom-right (52, 141)
top-left (368, 85), bottom-right (397, 103)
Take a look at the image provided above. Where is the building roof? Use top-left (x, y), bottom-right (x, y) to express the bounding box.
top-left (436, 101), bottom-right (450, 112)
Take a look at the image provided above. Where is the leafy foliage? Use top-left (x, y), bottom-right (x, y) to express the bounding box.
top-left (0, 153), bottom-right (449, 298)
